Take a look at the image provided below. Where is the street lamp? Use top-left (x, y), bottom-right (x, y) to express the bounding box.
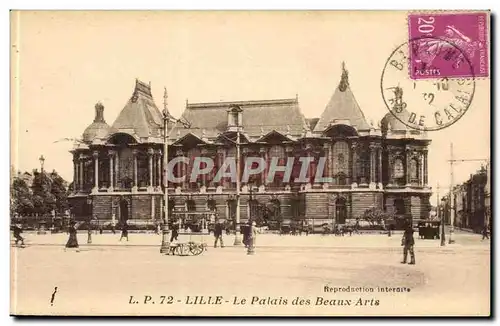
top-left (160, 88), bottom-right (171, 254)
top-left (440, 197), bottom-right (446, 246)
top-left (39, 155), bottom-right (45, 173)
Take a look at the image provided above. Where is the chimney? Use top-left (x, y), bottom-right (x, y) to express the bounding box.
top-left (94, 102), bottom-right (105, 123)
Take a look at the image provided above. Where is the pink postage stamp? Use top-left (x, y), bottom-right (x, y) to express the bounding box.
top-left (408, 12), bottom-right (489, 79)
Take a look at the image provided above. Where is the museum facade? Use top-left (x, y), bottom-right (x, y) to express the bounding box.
top-left (68, 64), bottom-right (432, 229)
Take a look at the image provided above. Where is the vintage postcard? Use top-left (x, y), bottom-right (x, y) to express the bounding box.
top-left (10, 10), bottom-right (491, 316)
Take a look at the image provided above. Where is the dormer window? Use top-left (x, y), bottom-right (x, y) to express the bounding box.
top-left (227, 105), bottom-right (243, 131)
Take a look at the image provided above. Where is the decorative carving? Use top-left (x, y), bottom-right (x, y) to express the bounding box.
top-left (92, 151), bottom-right (99, 158)
top-left (216, 185), bottom-right (223, 194)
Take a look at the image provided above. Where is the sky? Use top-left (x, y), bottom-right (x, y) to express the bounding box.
top-left (11, 11), bottom-right (490, 204)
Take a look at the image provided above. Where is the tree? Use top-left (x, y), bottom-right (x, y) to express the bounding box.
top-left (10, 178), bottom-right (33, 216)
top-left (49, 170), bottom-right (69, 214)
top-left (362, 207), bottom-right (391, 227)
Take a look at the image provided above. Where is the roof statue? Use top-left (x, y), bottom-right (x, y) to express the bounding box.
top-left (313, 62), bottom-right (370, 132)
top-left (338, 61), bottom-right (349, 92)
top-left (260, 126), bottom-right (265, 137)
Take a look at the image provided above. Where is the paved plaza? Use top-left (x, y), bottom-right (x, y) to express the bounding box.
top-left (11, 231), bottom-right (490, 316)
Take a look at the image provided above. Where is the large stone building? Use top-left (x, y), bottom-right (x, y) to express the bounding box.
top-left (68, 65), bottom-right (432, 229)
top-left (449, 166), bottom-right (489, 232)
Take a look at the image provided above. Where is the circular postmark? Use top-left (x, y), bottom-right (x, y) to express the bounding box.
top-left (381, 37), bottom-right (476, 131)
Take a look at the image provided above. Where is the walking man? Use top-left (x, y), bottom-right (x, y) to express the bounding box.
top-left (482, 225), bottom-right (489, 240)
top-left (170, 219), bottom-right (179, 242)
top-left (12, 224), bottom-right (25, 247)
top-left (214, 220), bottom-right (225, 248)
top-left (401, 223), bottom-right (416, 265)
top-left (119, 221), bottom-right (129, 241)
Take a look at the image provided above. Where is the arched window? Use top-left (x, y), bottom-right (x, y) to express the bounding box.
top-left (332, 141), bottom-right (350, 184)
top-left (336, 172), bottom-right (347, 185)
top-left (187, 148), bottom-right (201, 189)
top-left (410, 158), bottom-right (419, 183)
top-left (394, 198), bottom-right (406, 215)
top-left (393, 158), bottom-right (405, 184)
top-left (224, 147), bottom-right (237, 189)
top-left (269, 146), bottom-right (286, 187)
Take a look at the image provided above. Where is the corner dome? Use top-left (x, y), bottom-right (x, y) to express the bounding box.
top-left (381, 111), bottom-right (411, 132)
top-left (82, 102), bottom-right (112, 143)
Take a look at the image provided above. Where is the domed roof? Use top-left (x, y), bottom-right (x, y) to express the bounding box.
top-left (381, 111), bottom-right (411, 131)
top-left (82, 102), bottom-right (112, 143)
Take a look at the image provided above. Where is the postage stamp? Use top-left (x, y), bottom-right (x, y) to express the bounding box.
top-left (408, 12), bottom-right (489, 79)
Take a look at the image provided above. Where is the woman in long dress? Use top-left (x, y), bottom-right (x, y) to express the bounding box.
top-left (65, 221), bottom-right (79, 249)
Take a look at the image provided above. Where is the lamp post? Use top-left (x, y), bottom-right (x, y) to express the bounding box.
top-left (233, 119), bottom-right (242, 246)
top-left (39, 155), bottom-right (45, 173)
top-left (160, 88), bottom-right (171, 254)
top-left (440, 197), bottom-right (446, 246)
top-left (448, 143), bottom-right (455, 244)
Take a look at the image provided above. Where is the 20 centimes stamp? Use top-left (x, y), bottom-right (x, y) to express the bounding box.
top-left (408, 12), bottom-right (489, 79)
top-left (381, 12), bottom-right (489, 131)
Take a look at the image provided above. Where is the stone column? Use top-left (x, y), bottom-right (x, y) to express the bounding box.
top-left (377, 146), bottom-right (383, 189)
top-left (108, 150), bottom-right (114, 192)
top-left (93, 151), bottom-right (99, 193)
top-left (261, 147), bottom-right (268, 185)
top-left (351, 142), bottom-right (358, 187)
top-left (114, 151), bottom-right (119, 189)
top-left (132, 149), bottom-right (138, 193)
top-left (405, 147), bottom-right (411, 186)
top-left (388, 151), bottom-right (394, 186)
top-left (73, 157), bottom-right (78, 193)
top-left (148, 148), bottom-right (154, 192)
top-left (79, 154), bottom-right (84, 191)
top-left (323, 143), bottom-right (331, 183)
top-left (151, 196), bottom-right (155, 220)
top-left (156, 150), bottom-right (162, 190)
top-left (423, 149), bottom-right (428, 186)
top-left (200, 148), bottom-right (208, 187)
top-left (369, 143), bottom-right (376, 189)
top-left (329, 142), bottom-right (334, 183)
top-left (176, 149), bottom-right (185, 189)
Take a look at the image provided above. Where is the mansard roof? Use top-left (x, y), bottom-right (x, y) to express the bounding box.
top-left (169, 98), bottom-right (310, 143)
top-left (313, 63), bottom-right (370, 133)
top-left (111, 79), bottom-right (164, 140)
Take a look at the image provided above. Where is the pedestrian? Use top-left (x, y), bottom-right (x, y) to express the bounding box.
top-left (401, 223), bottom-right (415, 265)
top-left (214, 220), bottom-right (225, 248)
top-left (93, 215), bottom-right (99, 234)
top-left (247, 221), bottom-right (257, 255)
top-left (87, 224), bottom-right (92, 244)
top-left (242, 222), bottom-right (251, 247)
top-left (12, 224), bottom-right (25, 247)
top-left (119, 221), bottom-right (129, 241)
top-left (354, 218), bottom-right (360, 234)
top-left (111, 214), bottom-right (117, 234)
top-left (65, 221), bottom-right (79, 251)
top-left (170, 219), bottom-right (179, 242)
top-left (482, 225), bottom-right (489, 240)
